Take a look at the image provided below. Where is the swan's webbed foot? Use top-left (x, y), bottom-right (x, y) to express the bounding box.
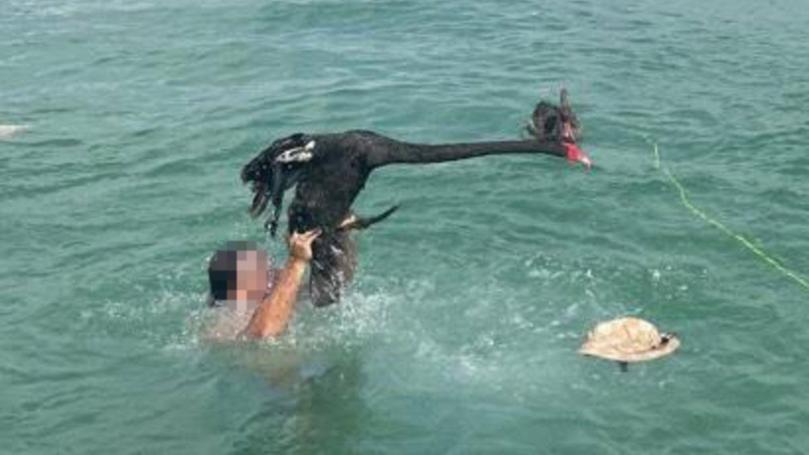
top-left (338, 205), bottom-right (399, 232)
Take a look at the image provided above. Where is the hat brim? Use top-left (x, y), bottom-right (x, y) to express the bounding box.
top-left (579, 336), bottom-right (680, 363)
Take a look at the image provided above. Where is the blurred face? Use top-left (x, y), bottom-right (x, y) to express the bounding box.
top-left (232, 250), bottom-right (269, 302)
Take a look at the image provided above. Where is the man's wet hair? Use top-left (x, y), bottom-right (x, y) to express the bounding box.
top-left (207, 241), bottom-right (261, 306)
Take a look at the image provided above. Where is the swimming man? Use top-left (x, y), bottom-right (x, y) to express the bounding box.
top-left (205, 228), bottom-right (322, 340)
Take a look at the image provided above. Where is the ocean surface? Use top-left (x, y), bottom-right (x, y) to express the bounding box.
top-left (2, 0), bottom-right (808, 453)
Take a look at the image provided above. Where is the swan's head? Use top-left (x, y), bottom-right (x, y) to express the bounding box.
top-left (528, 88), bottom-right (582, 144)
top-left (528, 89), bottom-right (590, 169)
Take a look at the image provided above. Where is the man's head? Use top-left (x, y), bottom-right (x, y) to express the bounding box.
top-left (207, 241), bottom-right (271, 306)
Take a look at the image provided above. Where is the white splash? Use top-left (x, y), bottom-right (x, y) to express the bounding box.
top-left (0, 124), bottom-right (28, 139)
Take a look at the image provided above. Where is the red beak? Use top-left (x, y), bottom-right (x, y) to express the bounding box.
top-left (564, 143), bottom-right (592, 170)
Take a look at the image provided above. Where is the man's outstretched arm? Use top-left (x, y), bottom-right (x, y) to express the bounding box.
top-left (243, 229), bottom-right (321, 339)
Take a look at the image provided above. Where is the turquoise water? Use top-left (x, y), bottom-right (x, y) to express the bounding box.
top-left (3, 0), bottom-right (809, 453)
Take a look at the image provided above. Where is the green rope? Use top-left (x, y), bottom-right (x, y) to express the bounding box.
top-left (652, 143), bottom-right (809, 291)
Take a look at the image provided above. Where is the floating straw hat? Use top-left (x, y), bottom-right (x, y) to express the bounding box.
top-left (579, 317), bottom-right (679, 363)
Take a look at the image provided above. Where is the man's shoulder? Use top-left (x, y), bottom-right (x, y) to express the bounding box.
top-left (203, 301), bottom-right (258, 342)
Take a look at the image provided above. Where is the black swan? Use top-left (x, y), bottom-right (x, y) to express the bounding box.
top-left (241, 89), bottom-right (590, 306)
